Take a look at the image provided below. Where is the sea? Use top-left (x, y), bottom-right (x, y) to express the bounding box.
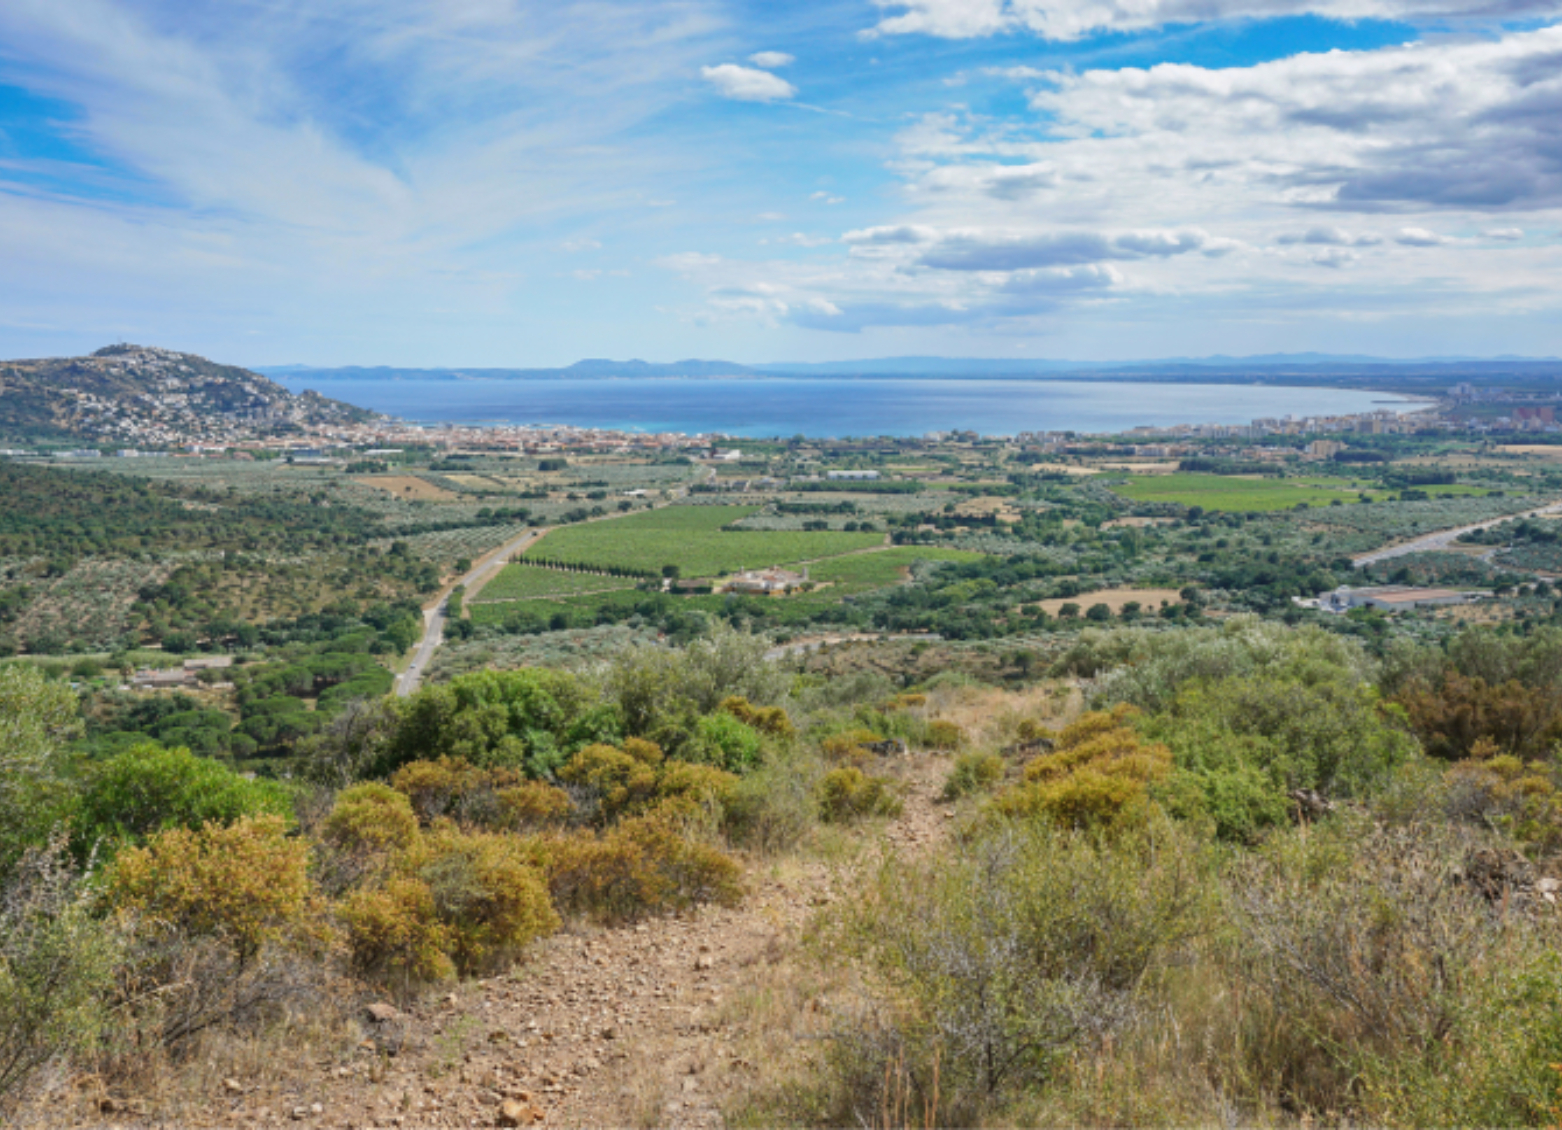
top-left (272, 375), bottom-right (1423, 439)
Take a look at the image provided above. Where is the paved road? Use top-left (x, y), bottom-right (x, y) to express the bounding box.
top-left (394, 527), bottom-right (547, 698)
top-left (1352, 501), bottom-right (1562, 568)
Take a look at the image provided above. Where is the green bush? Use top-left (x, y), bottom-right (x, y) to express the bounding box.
top-left (941, 752), bottom-right (1005, 800)
top-left (0, 843), bottom-right (122, 1105)
top-left (691, 711), bottom-right (764, 774)
top-left (1145, 673), bottom-right (1415, 841)
top-left (817, 767), bottom-right (902, 823)
top-left (74, 744), bottom-right (293, 855)
top-left (0, 665), bottom-right (81, 876)
top-left (819, 820), bottom-right (1209, 1125)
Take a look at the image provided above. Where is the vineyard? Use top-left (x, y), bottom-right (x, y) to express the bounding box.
top-left (472, 563), bottom-right (639, 603)
top-left (522, 505), bottom-right (884, 578)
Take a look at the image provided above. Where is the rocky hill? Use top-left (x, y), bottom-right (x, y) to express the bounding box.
top-left (0, 344), bottom-right (378, 445)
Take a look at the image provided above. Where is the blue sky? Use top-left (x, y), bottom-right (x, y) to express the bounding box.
top-left (0, 0), bottom-right (1559, 366)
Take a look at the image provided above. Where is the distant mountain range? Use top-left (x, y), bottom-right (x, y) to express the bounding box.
top-left (0, 345), bottom-right (377, 444)
top-left (259, 353), bottom-right (1562, 384)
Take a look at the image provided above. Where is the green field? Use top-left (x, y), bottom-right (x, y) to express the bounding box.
top-left (526, 506), bottom-right (884, 577)
top-left (1112, 474), bottom-right (1364, 512)
top-left (472, 563), bottom-right (637, 603)
top-left (808, 546), bottom-right (986, 590)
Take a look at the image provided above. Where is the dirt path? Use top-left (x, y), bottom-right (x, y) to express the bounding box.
top-left (204, 754), bottom-right (953, 1130)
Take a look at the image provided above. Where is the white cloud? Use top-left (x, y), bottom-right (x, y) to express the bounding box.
top-left (563, 238), bottom-right (601, 252)
top-left (700, 63), bottom-right (797, 102)
top-left (748, 51), bottom-right (795, 69)
top-left (1484, 227), bottom-right (1526, 240)
top-left (810, 191), bottom-right (845, 204)
top-left (1277, 226), bottom-right (1383, 246)
top-left (667, 26), bottom-right (1562, 343)
top-left (867, 0), bottom-right (1562, 40)
top-left (756, 211), bottom-right (788, 221)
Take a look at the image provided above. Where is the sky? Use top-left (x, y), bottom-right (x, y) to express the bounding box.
top-left (1, 0), bottom-right (1560, 366)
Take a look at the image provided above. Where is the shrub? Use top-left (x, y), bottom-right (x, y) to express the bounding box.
top-left (655, 761), bottom-right (740, 818)
top-left (820, 728), bottom-right (883, 762)
top-left (990, 706), bottom-right (1171, 833)
top-left (390, 756), bottom-right (526, 827)
top-left (559, 744), bottom-right (658, 823)
top-left (927, 719), bottom-right (967, 751)
top-left (321, 782), bottom-right (419, 857)
top-left (412, 826), bottom-right (559, 975)
top-left (526, 814), bottom-right (742, 924)
top-left (1227, 814), bottom-right (1562, 1122)
top-left (1396, 672), bottom-right (1562, 762)
top-left (0, 665), bottom-right (80, 877)
top-left (817, 767), bottom-right (903, 823)
top-left (340, 875), bottom-right (455, 989)
top-left (819, 821), bottom-right (1208, 1125)
top-left (106, 815), bottom-right (312, 963)
top-left (74, 744), bottom-right (292, 855)
top-left (723, 750), bottom-right (819, 855)
top-left (1444, 755), bottom-right (1562, 853)
top-left (690, 711), bottom-right (764, 774)
top-left (1145, 673), bottom-right (1415, 841)
top-left (942, 752), bottom-right (1005, 800)
top-left (720, 695), bottom-right (795, 737)
top-left (495, 781), bottom-right (574, 830)
top-left (0, 842), bottom-right (122, 1106)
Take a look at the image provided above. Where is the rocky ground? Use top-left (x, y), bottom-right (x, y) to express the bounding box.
top-left (77, 752), bottom-right (954, 1130)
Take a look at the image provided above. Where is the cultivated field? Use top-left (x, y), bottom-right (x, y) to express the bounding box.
top-left (1038, 587), bottom-right (1185, 615)
top-left (807, 546), bottom-right (984, 590)
top-left (354, 474), bottom-right (458, 501)
top-left (524, 505), bottom-right (884, 577)
top-left (471, 563), bottom-right (638, 603)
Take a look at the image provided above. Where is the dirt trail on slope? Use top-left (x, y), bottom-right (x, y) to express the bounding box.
top-left (184, 754), bottom-right (953, 1130)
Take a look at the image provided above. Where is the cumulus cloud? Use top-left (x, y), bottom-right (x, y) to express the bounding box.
top-left (1484, 227), bottom-right (1525, 240)
top-left (866, 0), bottom-right (1562, 41)
top-left (1013, 27), bottom-right (1562, 212)
top-left (748, 51), bottom-right (794, 68)
top-left (842, 224), bottom-right (940, 245)
top-left (1276, 226), bottom-right (1385, 247)
top-left (700, 63), bottom-right (797, 102)
top-left (917, 228), bottom-right (1206, 270)
top-left (1396, 227), bottom-right (1449, 246)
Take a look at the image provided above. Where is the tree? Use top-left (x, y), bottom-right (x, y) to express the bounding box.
top-left (0, 666), bottom-right (80, 877)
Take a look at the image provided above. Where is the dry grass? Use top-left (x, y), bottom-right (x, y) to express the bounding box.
top-left (1038, 587), bottom-right (1184, 617)
top-left (353, 475), bottom-right (459, 502)
top-left (922, 681), bottom-right (1078, 751)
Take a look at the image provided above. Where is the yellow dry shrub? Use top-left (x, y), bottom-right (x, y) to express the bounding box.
top-left (523, 813), bottom-right (742, 925)
top-left (495, 781), bottom-right (573, 830)
top-left (409, 824), bottom-right (560, 974)
top-left (321, 782), bottom-right (419, 857)
top-left (391, 757), bottom-right (521, 824)
top-left (821, 728), bottom-right (883, 762)
top-left (883, 693), bottom-right (928, 711)
top-left (656, 761), bottom-right (739, 814)
top-left (720, 695), bottom-right (796, 737)
top-left (1447, 754), bottom-right (1562, 852)
top-left (818, 766), bottom-right (903, 823)
top-left (928, 720), bottom-right (967, 751)
top-left (107, 815), bottom-right (313, 962)
top-left (991, 705), bottom-right (1172, 834)
top-left (339, 874), bottom-right (455, 987)
top-left (621, 736), bottom-right (665, 766)
top-left (559, 743), bottom-right (658, 823)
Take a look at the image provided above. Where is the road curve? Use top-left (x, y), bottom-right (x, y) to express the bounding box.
top-left (394, 527), bottom-right (547, 698)
top-left (1352, 501), bottom-right (1562, 568)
